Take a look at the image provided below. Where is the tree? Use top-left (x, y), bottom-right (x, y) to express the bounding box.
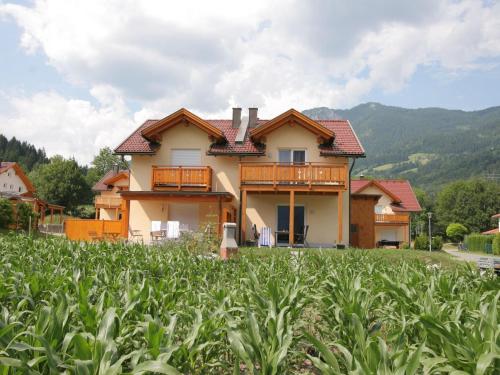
top-left (0, 198), bottom-right (14, 228)
top-left (446, 223), bottom-right (468, 243)
top-left (16, 202), bottom-right (37, 230)
top-left (435, 179), bottom-right (500, 233)
top-left (86, 147), bottom-right (128, 187)
top-left (30, 156), bottom-right (92, 211)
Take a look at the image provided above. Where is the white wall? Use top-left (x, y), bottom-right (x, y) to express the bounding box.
top-left (0, 169), bottom-right (28, 194)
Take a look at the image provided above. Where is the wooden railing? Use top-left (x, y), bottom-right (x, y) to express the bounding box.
top-left (94, 196), bottom-right (122, 207)
top-left (240, 163), bottom-right (347, 188)
top-left (375, 214), bottom-right (409, 223)
top-left (152, 166), bottom-right (212, 191)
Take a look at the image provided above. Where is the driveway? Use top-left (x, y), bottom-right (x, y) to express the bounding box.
top-left (444, 248), bottom-right (500, 263)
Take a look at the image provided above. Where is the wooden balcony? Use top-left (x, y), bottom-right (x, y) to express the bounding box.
top-left (152, 166), bottom-right (212, 191)
top-left (375, 214), bottom-right (409, 224)
top-left (240, 162), bottom-right (347, 192)
top-left (94, 196), bottom-right (122, 208)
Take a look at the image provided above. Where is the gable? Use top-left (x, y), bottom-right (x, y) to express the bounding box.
top-left (0, 163), bottom-right (35, 194)
top-left (355, 181), bottom-right (402, 203)
top-left (249, 109), bottom-right (334, 144)
top-left (141, 108), bottom-right (225, 142)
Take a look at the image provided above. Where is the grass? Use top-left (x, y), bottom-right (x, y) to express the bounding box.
top-left (0, 234), bottom-right (498, 374)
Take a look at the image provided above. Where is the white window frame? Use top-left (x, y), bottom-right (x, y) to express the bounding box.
top-left (278, 148), bottom-right (307, 164)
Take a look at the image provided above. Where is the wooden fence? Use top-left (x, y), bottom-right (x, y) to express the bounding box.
top-left (65, 219), bottom-right (122, 241)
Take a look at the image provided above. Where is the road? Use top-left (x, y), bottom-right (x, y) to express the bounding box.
top-left (444, 248), bottom-right (500, 263)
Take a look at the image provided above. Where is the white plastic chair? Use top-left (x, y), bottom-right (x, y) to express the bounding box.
top-left (258, 227), bottom-right (272, 248)
top-left (167, 221), bottom-right (180, 239)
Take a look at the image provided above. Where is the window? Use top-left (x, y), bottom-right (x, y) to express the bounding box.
top-left (171, 149), bottom-right (202, 166)
top-left (18, 186), bottom-right (22, 192)
top-left (278, 149), bottom-right (306, 164)
top-left (10, 184), bottom-right (13, 190)
top-left (375, 205), bottom-right (384, 214)
top-left (2, 183), bottom-right (5, 188)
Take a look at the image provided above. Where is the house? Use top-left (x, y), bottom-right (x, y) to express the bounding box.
top-left (0, 161), bottom-right (64, 224)
top-left (113, 108), bottom-right (366, 247)
top-left (481, 213), bottom-right (500, 235)
top-left (92, 168), bottom-right (129, 220)
top-left (351, 179), bottom-right (422, 248)
top-left (0, 162), bottom-right (35, 196)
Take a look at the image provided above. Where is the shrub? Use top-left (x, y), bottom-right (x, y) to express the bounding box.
top-left (0, 198), bottom-right (14, 228)
top-left (446, 223), bottom-right (468, 243)
top-left (431, 236), bottom-right (443, 251)
top-left (413, 234), bottom-right (429, 250)
top-left (493, 233), bottom-right (500, 255)
top-left (16, 202), bottom-right (38, 231)
top-left (401, 242), bottom-right (410, 249)
top-left (465, 233), bottom-right (493, 253)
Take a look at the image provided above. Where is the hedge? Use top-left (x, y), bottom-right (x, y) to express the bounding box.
top-left (493, 233), bottom-right (500, 255)
top-left (465, 233), bottom-right (493, 253)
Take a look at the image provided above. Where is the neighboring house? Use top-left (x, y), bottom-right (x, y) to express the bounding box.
top-left (0, 162), bottom-right (35, 196)
top-left (92, 168), bottom-right (130, 220)
top-left (481, 213), bottom-right (500, 235)
top-left (0, 161), bottom-right (64, 224)
top-left (350, 179), bottom-right (422, 247)
top-left (114, 108), bottom-right (365, 246)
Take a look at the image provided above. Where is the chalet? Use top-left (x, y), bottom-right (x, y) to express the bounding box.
top-left (351, 179), bottom-right (422, 248)
top-left (113, 108), bottom-right (366, 247)
top-left (92, 168), bottom-right (129, 220)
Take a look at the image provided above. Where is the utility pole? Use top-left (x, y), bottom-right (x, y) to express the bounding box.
top-left (427, 212), bottom-right (432, 252)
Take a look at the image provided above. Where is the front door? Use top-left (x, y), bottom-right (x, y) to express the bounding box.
top-left (276, 205), bottom-right (305, 245)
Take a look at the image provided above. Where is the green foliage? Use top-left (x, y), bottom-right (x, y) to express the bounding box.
top-left (493, 233), bottom-right (500, 255)
top-left (465, 233), bottom-right (494, 253)
top-left (431, 235), bottom-right (443, 251)
top-left (446, 223), bottom-right (468, 242)
top-left (15, 202), bottom-right (38, 230)
top-left (29, 155), bottom-right (92, 209)
top-left (414, 234), bottom-right (429, 250)
top-left (0, 134), bottom-right (48, 171)
top-left (435, 179), bottom-right (500, 233)
top-left (86, 147), bottom-right (129, 187)
top-left (0, 198), bottom-right (14, 228)
top-left (1, 236), bottom-right (497, 373)
top-left (72, 204), bottom-right (96, 219)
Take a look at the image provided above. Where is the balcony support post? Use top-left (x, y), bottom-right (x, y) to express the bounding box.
top-left (241, 190), bottom-right (247, 244)
top-left (289, 190), bottom-right (295, 246)
top-left (337, 191), bottom-right (343, 243)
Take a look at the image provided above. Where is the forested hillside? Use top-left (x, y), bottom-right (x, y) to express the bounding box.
top-left (0, 134), bottom-right (48, 171)
top-left (304, 103), bottom-right (500, 191)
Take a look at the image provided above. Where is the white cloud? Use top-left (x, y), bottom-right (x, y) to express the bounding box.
top-left (1, 0), bottom-right (500, 161)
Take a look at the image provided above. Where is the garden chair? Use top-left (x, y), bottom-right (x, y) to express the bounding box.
top-left (129, 226), bottom-right (143, 242)
top-left (88, 230), bottom-right (103, 242)
top-left (245, 224), bottom-right (260, 247)
top-left (258, 227), bottom-right (272, 248)
top-left (294, 225), bottom-right (309, 248)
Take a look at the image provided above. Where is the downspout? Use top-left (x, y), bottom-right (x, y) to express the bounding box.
top-left (348, 158), bottom-right (356, 247)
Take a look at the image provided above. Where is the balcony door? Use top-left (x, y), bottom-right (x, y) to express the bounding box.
top-left (278, 149), bottom-right (306, 164)
top-left (171, 149), bottom-right (201, 166)
top-left (276, 205), bottom-right (305, 246)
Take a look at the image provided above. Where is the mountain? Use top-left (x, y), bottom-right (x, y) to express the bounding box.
top-left (303, 103), bottom-right (500, 192)
top-left (0, 134), bottom-right (49, 172)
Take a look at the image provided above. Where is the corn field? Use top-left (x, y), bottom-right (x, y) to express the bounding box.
top-left (0, 234), bottom-right (499, 374)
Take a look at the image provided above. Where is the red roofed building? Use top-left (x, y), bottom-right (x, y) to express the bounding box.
top-left (111, 107), bottom-right (366, 246)
top-left (481, 213), bottom-right (500, 235)
top-left (351, 178), bottom-right (422, 247)
top-left (92, 167), bottom-right (130, 220)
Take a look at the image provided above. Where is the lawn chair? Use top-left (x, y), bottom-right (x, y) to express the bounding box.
top-left (245, 224), bottom-right (260, 246)
top-left (150, 220), bottom-right (166, 244)
top-left (294, 225), bottom-right (309, 248)
top-left (258, 227), bottom-right (272, 248)
top-left (129, 226), bottom-right (143, 242)
top-left (166, 221), bottom-right (180, 239)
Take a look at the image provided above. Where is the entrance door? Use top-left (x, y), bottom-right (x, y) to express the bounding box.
top-left (276, 205), bottom-right (305, 245)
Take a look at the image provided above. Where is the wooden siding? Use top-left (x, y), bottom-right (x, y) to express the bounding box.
top-left (351, 195), bottom-right (378, 248)
top-left (375, 213), bottom-right (409, 224)
top-left (240, 163), bottom-right (347, 191)
top-left (65, 219), bottom-right (122, 241)
top-left (151, 166), bottom-right (212, 191)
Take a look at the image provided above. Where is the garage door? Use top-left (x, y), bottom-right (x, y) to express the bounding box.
top-left (169, 203), bottom-right (199, 231)
top-left (171, 149), bottom-right (201, 166)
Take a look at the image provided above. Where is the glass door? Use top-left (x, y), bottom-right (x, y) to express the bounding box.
top-left (276, 205), bottom-right (305, 245)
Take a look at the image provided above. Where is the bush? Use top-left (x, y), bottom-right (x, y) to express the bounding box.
top-left (401, 242), bottom-right (410, 249)
top-left (413, 235), bottom-right (429, 250)
top-left (72, 204), bottom-right (95, 219)
top-left (16, 202), bottom-right (38, 231)
top-left (0, 198), bottom-right (14, 228)
top-left (493, 233), bottom-right (500, 255)
top-left (446, 223), bottom-right (468, 242)
top-left (431, 236), bottom-right (443, 251)
top-left (465, 233), bottom-right (493, 253)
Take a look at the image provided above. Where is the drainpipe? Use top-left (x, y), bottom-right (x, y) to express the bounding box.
top-left (348, 158), bottom-right (356, 246)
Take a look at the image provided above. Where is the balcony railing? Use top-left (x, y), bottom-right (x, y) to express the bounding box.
top-left (375, 214), bottom-right (409, 224)
top-left (94, 196), bottom-right (122, 208)
top-left (240, 162), bottom-right (347, 189)
top-left (152, 166), bottom-right (212, 191)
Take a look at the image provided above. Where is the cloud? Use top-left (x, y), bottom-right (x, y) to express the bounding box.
top-left (1, 0), bottom-right (500, 162)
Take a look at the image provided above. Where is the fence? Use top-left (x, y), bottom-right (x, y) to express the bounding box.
top-left (38, 223), bottom-right (64, 236)
top-left (65, 219), bottom-right (122, 241)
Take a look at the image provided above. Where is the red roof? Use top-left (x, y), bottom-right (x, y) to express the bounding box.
top-left (0, 162), bottom-right (35, 194)
top-left (114, 113), bottom-right (365, 157)
top-left (492, 213), bottom-right (500, 219)
top-left (481, 228), bottom-right (499, 235)
top-left (351, 179), bottom-right (422, 212)
top-left (92, 169), bottom-right (129, 191)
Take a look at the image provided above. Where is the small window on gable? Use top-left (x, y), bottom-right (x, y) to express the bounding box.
top-left (10, 184), bottom-right (13, 190)
top-left (19, 186), bottom-right (22, 192)
top-left (375, 205), bottom-right (384, 214)
top-left (278, 149), bottom-right (306, 164)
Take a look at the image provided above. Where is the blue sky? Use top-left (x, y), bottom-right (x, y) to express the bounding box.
top-left (1, 0), bottom-right (500, 163)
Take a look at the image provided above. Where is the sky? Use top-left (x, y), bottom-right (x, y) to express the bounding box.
top-left (1, 0), bottom-right (500, 164)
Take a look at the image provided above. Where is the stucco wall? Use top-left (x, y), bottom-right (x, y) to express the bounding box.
top-left (100, 208), bottom-right (118, 220)
top-left (0, 169), bottom-right (28, 194)
top-left (375, 226), bottom-right (407, 243)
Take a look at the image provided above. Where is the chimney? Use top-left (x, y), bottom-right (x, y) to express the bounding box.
top-left (359, 174), bottom-right (365, 180)
top-left (248, 107), bottom-right (258, 128)
top-left (232, 108), bottom-right (242, 128)
top-left (113, 164), bottom-right (119, 174)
